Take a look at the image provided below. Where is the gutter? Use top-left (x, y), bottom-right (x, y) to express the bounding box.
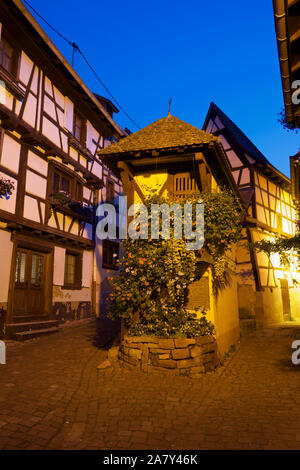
top-left (273, 0), bottom-right (295, 125)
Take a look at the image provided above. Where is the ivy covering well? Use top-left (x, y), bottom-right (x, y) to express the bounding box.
top-left (107, 190), bottom-right (243, 337)
top-left (189, 190), bottom-right (243, 286)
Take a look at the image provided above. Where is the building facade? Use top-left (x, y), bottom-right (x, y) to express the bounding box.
top-left (203, 103), bottom-right (300, 326)
top-left (0, 0), bottom-right (125, 338)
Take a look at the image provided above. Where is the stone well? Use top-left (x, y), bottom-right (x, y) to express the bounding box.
top-left (118, 336), bottom-right (219, 377)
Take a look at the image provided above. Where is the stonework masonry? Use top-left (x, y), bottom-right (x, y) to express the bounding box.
top-left (118, 335), bottom-right (219, 377)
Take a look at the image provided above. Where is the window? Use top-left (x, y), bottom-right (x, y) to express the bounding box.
top-left (174, 173), bottom-right (198, 199)
top-left (53, 171), bottom-right (71, 194)
top-left (73, 113), bottom-right (82, 141)
top-left (73, 112), bottom-right (86, 144)
top-left (0, 36), bottom-right (14, 74)
top-left (102, 240), bottom-right (119, 270)
top-left (64, 251), bottom-right (82, 288)
top-left (51, 168), bottom-right (82, 200)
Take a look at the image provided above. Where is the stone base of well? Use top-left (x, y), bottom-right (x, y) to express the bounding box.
top-left (118, 336), bottom-right (219, 377)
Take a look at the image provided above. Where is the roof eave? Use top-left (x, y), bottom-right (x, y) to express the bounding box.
top-left (273, 0), bottom-right (300, 128)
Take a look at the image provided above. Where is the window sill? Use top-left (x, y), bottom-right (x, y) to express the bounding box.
top-left (102, 263), bottom-right (118, 271)
top-left (48, 198), bottom-right (94, 223)
top-left (61, 284), bottom-right (82, 290)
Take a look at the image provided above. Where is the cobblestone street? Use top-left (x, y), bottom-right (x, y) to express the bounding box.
top-left (0, 320), bottom-right (300, 450)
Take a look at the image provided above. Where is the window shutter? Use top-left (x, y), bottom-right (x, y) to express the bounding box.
top-left (86, 120), bottom-right (93, 151)
top-left (64, 96), bottom-right (74, 133)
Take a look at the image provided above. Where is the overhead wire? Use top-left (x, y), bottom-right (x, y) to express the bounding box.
top-left (23, 0), bottom-right (141, 130)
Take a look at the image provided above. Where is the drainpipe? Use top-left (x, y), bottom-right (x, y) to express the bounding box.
top-left (273, 0), bottom-right (295, 124)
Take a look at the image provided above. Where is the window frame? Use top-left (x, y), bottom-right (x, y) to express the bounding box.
top-left (48, 163), bottom-right (83, 202)
top-left (0, 29), bottom-right (19, 78)
top-left (102, 240), bottom-right (119, 270)
top-left (72, 110), bottom-right (86, 146)
top-left (63, 250), bottom-right (82, 289)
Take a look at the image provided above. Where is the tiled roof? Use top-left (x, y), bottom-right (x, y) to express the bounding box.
top-left (98, 114), bottom-right (219, 156)
top-left (204, 103), bottom-right (270, 166)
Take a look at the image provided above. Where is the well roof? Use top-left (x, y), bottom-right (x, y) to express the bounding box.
top-left (98, 113), bottom-right (218, 156)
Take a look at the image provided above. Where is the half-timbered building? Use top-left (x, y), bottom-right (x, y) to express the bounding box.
top-left (0, 0), bottom-right (125, 338)
top-left (99, 112), bottom-right (242, 357)
top-left (203, 103), bottom-right (300, 326)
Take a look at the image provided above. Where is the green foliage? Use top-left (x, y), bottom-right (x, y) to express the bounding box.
top-left (108, 234), bottom-right (199, 335)
top-left (195, 190), bottom-right (243, 285)
top-left (129, 310), bottom-right (215, 338)
top-left (107, 190), bottom-right (242, 337)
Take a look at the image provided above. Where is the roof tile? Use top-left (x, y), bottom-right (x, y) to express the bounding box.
top-left (99, 114), bottom-right (218, 156)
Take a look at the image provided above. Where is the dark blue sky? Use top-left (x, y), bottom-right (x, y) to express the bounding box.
top-left (26, 0), bottom-right (299, 176)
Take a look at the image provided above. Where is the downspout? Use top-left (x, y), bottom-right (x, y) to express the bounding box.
top-left (273, 0), bottom-right (295, 124)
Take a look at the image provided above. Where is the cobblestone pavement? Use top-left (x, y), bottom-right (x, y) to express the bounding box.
top-left (0, 320), bottom-right (300, 450)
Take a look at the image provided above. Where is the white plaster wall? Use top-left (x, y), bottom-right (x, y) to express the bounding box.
top-left (290, 287), bottom-right (300, 321)
top-left (25, 170), bottom-right (47, 199)
top-left (82, 251), bottom-right (93, 288)
top-left (19, 52), bottom-right (34, 85)
top-left (27, 151), bottom-right (48, 176)
top-left (44, 77), bottom-right (53, 96)
top-left (52, 287), bottom-right (91, 303)
top-left (92, 161), bottom-right (102, 179)
top-left (23, 93), bottom-right (37, 127)
top-left (23, 195), bottom-right (40, 222)
top-left (1, 134), bottom-right (20, 174)
top-left (53, 86), bottom-right (64, 108)
top-left (44, 95), bottom-right (56, 120)
top-left (31, 67), bottom-right (39, 95)
top-left (0, 83), bottom-right (13, 110)
top-left (0, 229), bottom-right (13, 302)
top-left (213, 272), bottom-right (240, 358)
top-left (42, 117), bottom-right (60, 147)
top-left (53, 246), bottom-right (65, 286)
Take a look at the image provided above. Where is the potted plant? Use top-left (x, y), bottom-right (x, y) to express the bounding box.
top-left (0, 176), bottom-right (15, 200)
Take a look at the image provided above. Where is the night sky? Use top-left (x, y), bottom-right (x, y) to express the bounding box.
top-left (25, 0), bottom-right (299, 177)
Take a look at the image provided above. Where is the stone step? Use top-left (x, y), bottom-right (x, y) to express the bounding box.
top-left (5, 320), bottom-right (59, 339)
top-left (13, 327), bottom-right (59, 341)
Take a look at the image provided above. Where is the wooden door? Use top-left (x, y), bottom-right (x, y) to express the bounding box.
top-left (13, 248), bottom-right (48, 321)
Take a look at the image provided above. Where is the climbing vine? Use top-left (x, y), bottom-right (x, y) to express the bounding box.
top-left (107, 190), bottom-right (242, 337)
